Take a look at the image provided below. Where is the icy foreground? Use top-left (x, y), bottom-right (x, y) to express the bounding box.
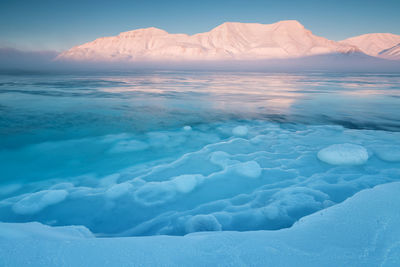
top-left (1, 182), bottom-right (399, 267)
top-left (1, 121), bottom-right (400, 237)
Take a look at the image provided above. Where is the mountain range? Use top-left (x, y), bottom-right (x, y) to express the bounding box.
top-left (57, 20), bottom-right (400, 62)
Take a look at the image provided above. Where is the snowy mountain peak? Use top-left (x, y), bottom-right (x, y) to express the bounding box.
top-left (379, 43), bottom-right (400, 60)
top-left (340, 33), bottom-right (400, 57)
top-left (274, 20), bottom-right (305, 29)
top-left (208, 20), bottom-right (306, 36)
top-left (118, 27), bottom-right (169, 37)
top-left (57, 20), bottom-right (367, 62)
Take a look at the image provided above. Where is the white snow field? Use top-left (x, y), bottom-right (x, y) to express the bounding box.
top-left (1, 182), bottom-right (399, 267)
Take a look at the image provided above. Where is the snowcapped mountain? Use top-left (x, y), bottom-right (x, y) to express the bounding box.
top-left (340, 33), bottom-right (400, 58)
top-left (57, 20), bottom-right (361, 62)
top-left (378, 43), bottom-right (400, 60)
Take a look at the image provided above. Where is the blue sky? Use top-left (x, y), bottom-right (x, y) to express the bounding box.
top-left (1, 0), bottom-right (400, 52)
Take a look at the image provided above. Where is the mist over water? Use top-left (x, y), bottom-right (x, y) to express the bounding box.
top-left (0, 70), bottom-right (399, 236)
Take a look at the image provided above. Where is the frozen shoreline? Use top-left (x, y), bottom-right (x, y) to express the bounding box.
top-left (1, 182), bottom-right (399, 266)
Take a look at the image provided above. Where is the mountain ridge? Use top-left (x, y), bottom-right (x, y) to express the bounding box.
top-left (379, 43), bottom-right (400, 60)
top-left (57, 20), bottom-right (400, 62)
top-left (340, 33), bottom-right (400, 59)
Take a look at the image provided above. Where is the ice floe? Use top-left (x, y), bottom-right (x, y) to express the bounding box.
top-left (317, 143), bottom-right (369, 165)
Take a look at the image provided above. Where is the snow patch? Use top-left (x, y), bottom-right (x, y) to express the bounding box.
top-left (232, 126), bottom-right (248, 137)
top-left (172, 174), bottom-right (203, 194)
top-left (185, 214), bottom-right (222, 233)
top-left (233, 161), bottom-right (262, 178)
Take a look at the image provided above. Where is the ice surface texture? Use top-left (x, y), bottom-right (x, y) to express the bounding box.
top-left (1, 121), bottom-right (399, 237)
top-left (1, 182), bottom-right (399, 267)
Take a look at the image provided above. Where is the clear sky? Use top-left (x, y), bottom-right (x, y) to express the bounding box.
top-left (1, 0), bottom-right (400, 52)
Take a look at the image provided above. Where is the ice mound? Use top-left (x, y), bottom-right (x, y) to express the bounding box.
top-left (0, 121), bottom-right (399, 237)
top-left (232, 126), bottom-right (248, 136)
top-left (134, 182), bottom-right (177, 205)
top-left (373, 145), bottom-right (400, 162)
top-left (185, 214), bottom-right (222, 233)
top-left (172, 174), bottom-right (203, 193)
top-left (134, 174), bottom-right (204, 205)
top-left (209, 151), bottom-right (231, 166)
top-left (317, 143), bottom-right (369, 165)
top-left (12, 190), bottom-right (68, 215)
top-left (233, 161), bottom-right (262, 178)
top-left (105, 183), bottom-right (133, 199)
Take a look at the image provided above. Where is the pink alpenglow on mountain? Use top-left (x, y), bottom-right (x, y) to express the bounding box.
top-left (379, 43), bottom-right (400, 60)
top-left (340, 33), bottom-right (400, 58)
top-left (57, 20), bottom-right (360, 62)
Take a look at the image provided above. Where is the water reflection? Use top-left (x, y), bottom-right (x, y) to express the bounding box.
top-left (0, 71), bottom-right (400, 149)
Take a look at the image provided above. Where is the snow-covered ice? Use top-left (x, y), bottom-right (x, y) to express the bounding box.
top-left (233, 160), bottom-right (262, 178)
top-left (232, 125), bottom-right (248, 136)
top-left (1, 182), bottom-right (399, 267)
top-left (317, 143), bottom-right (369, 165)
